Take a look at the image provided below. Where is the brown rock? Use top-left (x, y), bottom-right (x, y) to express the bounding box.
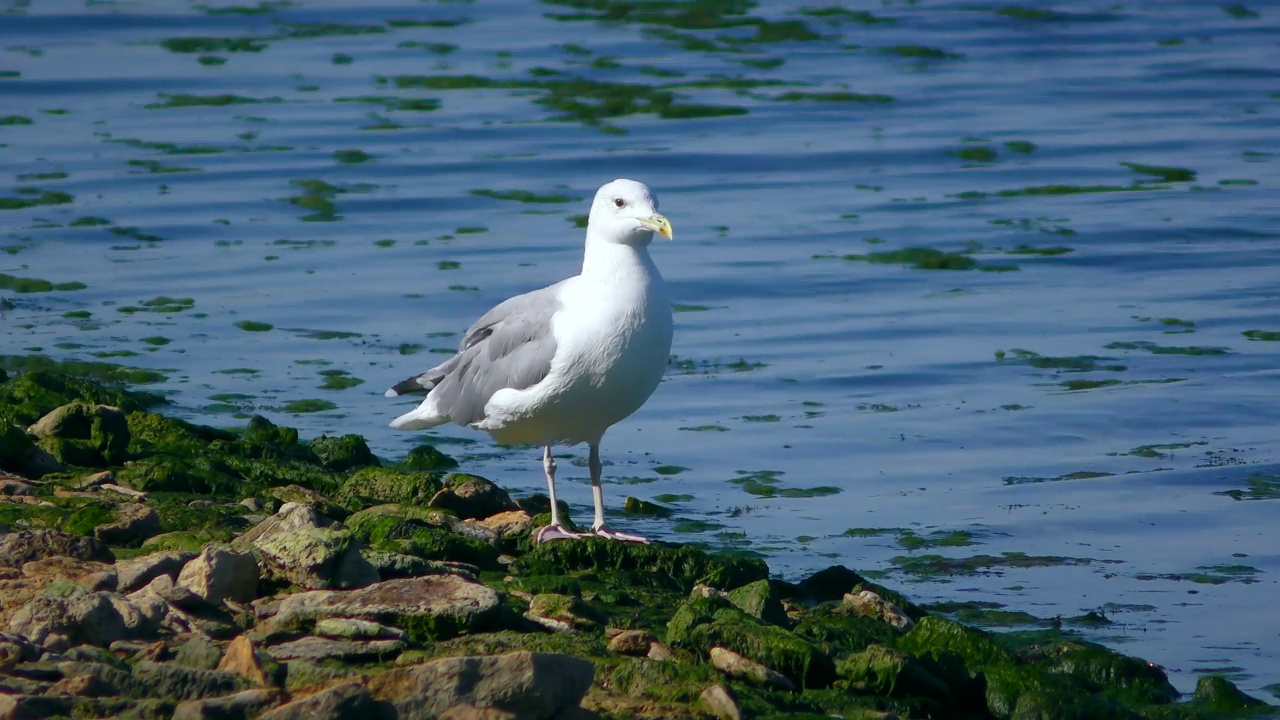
top-left (470, 511), bottom-right (534, 539)
top-left (116, 550), bottom-right (195, 594)
top-left (427, 475), bottom-right (517, 520)
top-left (0, 530), bottom-right (112, 567)
top-left (177, 545), bottom-right (258, 604)
top-left (698, 684), bottom-right (741, 720)
top-left (8, 591), bottom-right (166, 649)
top-left (94, 502), bottom-right (160, 546)
top-left (218, 636), bottom-right (271, 686)
top-left (440, 706), bottom-right (519, 720)
top-left (260, 681), bottom-right (388, 720)
top-left (709, 646), bottom-right (795, 691)
top-left (172, 688), bottom-right (281, 720)
top-left (366, 651), bottom-right (593, 720)
top-left (843, 590), bottom-right (914, 630)
top-left (0, 694), bottom-right (74, 720)
top-left (607, 629), bottom-right (656, 657)
top-left (264, 636), bottom-right (405, 663)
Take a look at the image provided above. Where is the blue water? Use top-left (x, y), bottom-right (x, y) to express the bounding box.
top-left (2, 0), bottom-right (1278, 697)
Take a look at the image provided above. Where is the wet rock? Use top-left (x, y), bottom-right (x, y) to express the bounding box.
top-left (314, 618), bottom-right (406, 641)
top-left (697, 684), bottom-right (741, 720)
top-left (339, 467), bottom-right (442, 508)
top-left (726, 580), bottom-right (788, 627)
top-left (427, 474), bottom-right (518, 520)
top-left (176, 545), bottom-right (258, 604)
top-left (515, 538), bottom-right (767, 592)
top-left (1032, 640), bottom-right (1177, 705)
top-left (94, 502), bottom-right (160, 546)
top-left (265, 636), bottom-right (405, 662)
top-left (0, 632), bottom-right (40, 672)
top-left (1192, 675), bottom-right (1267, 710)
top-left (709, 646), bottom-right (795, 691)
top-left (255, 524), bottom-right (379, 591)
top-left (0, 530), bottom-right (113, 567)
top-left (28, 402), bottom-right (130, 467)
top-left (273, 575), bottom-right (500, 642)
top-left (116, 550), bottom-right (195, 594)
top-left (366, 651), bottom-right (593, 720)
top-left (524, 593), bottom-right (604, 633)
top-left (665, 596), bottom-right (835, 689)
top-left (403, 444), bottom-right (459, 472)
top-left (844, 590), bottom-right (913, 630)
top-left (607, 629), bottom-right (657, 657)
top-left (74, 470), bottom-right (114, 490)
top-left (260, 681), bottom-right (387, 720)
top-left (172, 688), bottom-right (281, 720)
top-left (217, 636), bottom-right (272, 686)
top-left (836, 644), bottom-right (949, 701)
top-left (646, 642), bottom-right (674, 662)
top-left (308, 434), bottom-right (378, 472)
top-left (796, 565), bottom-right (867, 603)
top-left (9, 590), bottom-right (166, 649)
top-left (470, 510), bottom-right (534, 540)
top-left (345, 504), bottom-right (499, 569)
top-left (0, 475), bottom-right (36, 496)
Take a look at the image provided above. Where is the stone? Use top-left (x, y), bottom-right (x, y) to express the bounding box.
top-left (174, 633), bottom-right (224, 671)
top-left (255, 526), bottom-right (379, 591)
top-left (836, 644), bottom-right (950, 701)
top-left (274, 575), bottom-right (500, 642)
top-left (0, 632), bottom-right (40, 672)
top-left (8, 591), bottom-right (165, 649)
top-left (217, 636), bottom-right (272, 686)
top-left (361, 550), bottom-right (472, 580)
top-left (172, 688), bottom-right (281, 720)
top-left (177, 545), bottom-right (258, 604)
top-left (259, 681), bottom-right (387, 720)
top-left (524, 593), bottom-right (604, 633)
top-left (314, 618), bottom-right (406, 641)
top-left (844, 590), bottom-right (913, 630)
top-left (427, 474), bottom-right (518, 520)
top-left (469, 510), bottom-right (534, 539)
top-left (132, 660), bottom-right (246, 701)
top-left (709, 646), bottom-right (795, 691)
top-left (75, 471), bottom-right (113, 490)
top-left (94, 502), bottom-right (160, 546)
top-left (265, 486), bottom-right (348, 522)
top-left (0, 530), bottom-right (113, 567)
top-left (727, 580), bottom-right (789, 627)
top-left (366, 651), bottom-right (593, 720)
top-left (28, 402), bottom-right (130, 467)
top-left (237, 502), bottom-right (337, 547)
top-left (607, 629), bottom-right (656, 657)
top-left (264, 636), bottom-right (405, 662)
top-left (0, 695), bottom-right (74, 720)
top-left (698, 684), bottom-right (742, 720)
top-left (646, 643), bottom-right (674, 662)
top-left (100, 483), bottom-right (147, 499)
top-left (116, 550), bottom-right (195, 594)
top-left (0, 476), bottom-right (36, 496)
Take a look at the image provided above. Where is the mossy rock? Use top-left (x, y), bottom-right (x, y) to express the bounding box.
top-left (266, 484), bottom-right (348, 521)
top-left (835, 644), bottom-right (951, 702)
top-left (0, 371), bottom-right (162, 426)
top-left (126, 410), bottom-right (233, 455)
top-left (63, 501), bottom-right (118, 537)
top-left (29, 402), bottom-right (130, 467)
top-left (514, 537), bottom-right (768, 592)
top-left (338, 466), bottom-right (442, 508)
top-left (402, 444), bottom-right (458, 472)
top-left (142, 529), bottom-right (235, 552)
top-left (0, 421), bottom-right (37, 475)
top-left (727, 579), bottom-right (789, 627)
top-left (1190, 675), bottom-right (1268, 712)
top-left (897, 616), bottom-right (1017, 674)
top-left (1032, 640), bottom-right (1178, 706)
top-left (792, 612), bottom-right (902, 659)
top-left (391, 524), bottom-right (499, 568)
top-left (236, 415), bottom-right (319, 464)
top-left (307, 433), bottom-right (378, 472)
top-left (601, 655), bottom-right (720, 704)
top-left (666, 595), bottom-right (835, 689)
top-left (345, 504), bottom-right (454, 544)
top-left (796, 565), bottom-right (870, 603)
top-left (984, 662), bottom-right (1141, 720)
top-left (148, 495), bottom-right (252, 535)
top-left (116, 454), bottom-right (239, 495)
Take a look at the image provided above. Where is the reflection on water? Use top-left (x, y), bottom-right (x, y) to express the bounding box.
top-left (2, 0), bottom-right (1278, 697)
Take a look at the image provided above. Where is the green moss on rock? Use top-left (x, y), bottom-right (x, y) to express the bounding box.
top-left (836, 644), bottom-right (951, 702)
top-left (338, 466), bottom-right (442, 507)
top-left (403, 444), bottom-right (458, 471)
top-left (514, 537), bottom-right (767, 592)
top-left (307, 433), bottom-right (377, 471)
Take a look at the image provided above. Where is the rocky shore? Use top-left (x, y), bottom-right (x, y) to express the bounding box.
top-left (0, 367), bottom-right (1273, 719)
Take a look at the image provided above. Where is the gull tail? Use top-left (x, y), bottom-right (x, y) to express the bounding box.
top-left (390, 398), bottom-right (449, 431)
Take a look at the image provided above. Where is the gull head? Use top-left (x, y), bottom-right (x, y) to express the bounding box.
top-left (587, 178), bottom-right (673, 246)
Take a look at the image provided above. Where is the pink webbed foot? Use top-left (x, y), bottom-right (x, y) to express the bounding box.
top-left (535, 524), bottom-right (591, 543)
top-left (593, 526), bottom-right (650, 544)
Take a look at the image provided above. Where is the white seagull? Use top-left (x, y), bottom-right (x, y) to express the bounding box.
top-left (386, 179), bottom-right (674, 544)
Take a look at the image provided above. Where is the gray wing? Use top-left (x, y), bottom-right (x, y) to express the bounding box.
top-left (385, 281), bottom-right (566, 426)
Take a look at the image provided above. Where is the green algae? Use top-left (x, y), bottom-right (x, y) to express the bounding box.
top-left (1113, 441), bottom-right (1208, 459)
top-left (334, 149), bottom-right (372, 164)
top-left (834, 247), bottom-right (979, 271)
top-left (234, 320), bottom-right (273, 332)
top-left (1214, 471), bottom-right (1280, 501)
top-left (145, 93), bottom-right (280, 110)
top-left (897, 530), bottom-right (977, 551)
top-left (470, 188), bottom-right (580, 204)
top-left (773, 91), bottom-right (893, 103)
top-left (1004, 140), bottom-right (1039, 154)
top-left (0, 358), bottom-right (167, 390)
top-left (1137, 564), bottom-right (1260, 585)
top-left (515, 537), bottom-right (766, 592)
top-left (281, 399), bottom-right (337, 414)
top-left (0, 273), bottom-right (86, 293)
top-left (998, 348), bottom-right (1127, 373)
top-left (1222, 4), bottom-right (1259, 20)
top-left (0, 115), bottom-right (34, 125)
top-left (1003, 470), bottom-right (1113, 485)
top-left (160, 36), bottom-right (268, 53)
top-left (1242, 329), bottom-right (1280, 341)
top-left (317, 369), bottom-right (363, 391)
top-left (891, 552), bottom-right (1097, 578)
top-left (1121, 162), bottom-right (1197, 183)
top-left (950, 146), bottom-right (998, 162)
top-left (1104, 341), bottom-right (1228, 356)
top-left (0, 188), bottom-right (74, 211)
top-left (995, 6), bottom-right (1065, 21)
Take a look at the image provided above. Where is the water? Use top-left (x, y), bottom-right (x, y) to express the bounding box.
top-left (2, 0), bottom-right (1278, 698)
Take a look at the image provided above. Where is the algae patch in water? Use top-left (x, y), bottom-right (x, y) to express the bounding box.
top-left (1103, 341), bottom-right (1229, 356)
top-left (891, 551), bottom-right (1097, 578)
top-left (1004, 140), bottom-right (1038, 154)
top-left (1121, 162), bottom-right (1197, 183)
top-left (998, 348), bottom-right (1126, 373)
top-left (334, 149), bottom-right (373, 164)
top-left (145, 93), bottom-right (281, 110)
top-left (949, 146), bottom-right (998, 162)
top-left (1242, 329), bottom-right (1280, 341)
top-left (773, 91), bottom-right (893, 104)
top-left (0, 273), bottom-right (86, 293)
top-left (318, 369), bottom-right (364, 391)
top-left (1214, 471), bottom-right (1280, 501)
top-left (235, 320), bottom-right (273, 332)
top-left (160, 37), bottom-right (269, 54)
top-left (824, 247), bottom-right (1016, 272)
top-left (117, 296), bottom-right (195, 314)
top-left (1003, 471), bottom-right (1113, 485)
top-left (729, 469), bottom-right (840, 499)
top-left (0, 188), bottom-right (74, 211)
top-left (281, 399), bottom-right (338, 413)
top-left (0, 354), bottom-right (168, 385)
top-left (470, 189), bottom-right (580, 204)
top-left (1137, 565), bottom-right (1260, 585)
top-left (1112, 441), bottom-right (1208, 459)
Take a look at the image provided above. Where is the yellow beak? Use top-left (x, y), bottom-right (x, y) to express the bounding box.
top-left (638, 213), bottom-right (673, 240)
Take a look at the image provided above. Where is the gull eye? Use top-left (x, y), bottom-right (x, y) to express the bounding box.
top-left (613, 197), bottom-right (625, 208)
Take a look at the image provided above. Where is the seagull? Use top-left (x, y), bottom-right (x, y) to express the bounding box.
top-left (386, 179), bottom-right (674, 544)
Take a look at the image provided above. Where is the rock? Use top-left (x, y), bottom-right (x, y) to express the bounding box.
top-left (266, 486), bottom-right (349, 522)
top-left (265, 636), bottom-right (405, 662)
top-left (665, 596), bottom-right (835, 689)
top-left (524, 593), bottom-right (604, 633)
top-left (607, 629), bottom-right (657, 657)
top-left (260, 681), bottom-right (387, 720)
top-left (174, 633), bottom-right (224, 671)
top-left (274, 575), bottom-right (500, 642)
top-left (1193, 675), bottom-right (1267, 710)
top-left (835, 644), bottom-right (949, 701)
top-left (27, 402), bottom-right (130, 467)
top-left (94, 502), bottom-right (160, 546)
top-left (132, 660), bottom-right (246, 701)
top-left (339, 467), bottom-right (443, 508)
top-left (308, 434), bottom-right (378, 472)
top-left (100, 483), bottom-right (147, 499)
top-left (403, 444), bottom-right (459, 472)
top-left (727, 580), bottom-right (789, 627)
top-left (314, 618), bottom-right (407, 641)
top-left (255, 525), bottom-right (379, 591)
top-left (0, 476), bottom-right (36, 496)
top-left (217, 636), bottom-right (272, 686)
top-left (698, 684), bottom-right (742, 720)
top-left (621, 497), bottom-right (673, 518)
top-left (646, 643), bottom-right (674, 662)
top-left (470, 510), bottom-right (534, 539)
top-left (427, 474), bottom-right (518, 520)
top-left (844, 590), bottom-right (914, 630)
top-left (797, 565), bottom-right (867, 603)
top-left (439, 707), bottom-right (518, 720)
top-left (9, 591), bottom-right (165, 648)
top-left (709, 646), bottom-right (795, 691)
top-left (0, 632), bottom-right (40, 672)
top-left (78, 569), bottom-right (117, 592)
top-left (514, 539), bottom-right (767, 593)
top-left (116, 550), bottom-right (195, 594)
top-left (74, 470), bottom-right (114, 490)
top-left (237, 502), bottom-right (338, 547)
top-left (176, 545), bottom-right (258, 604)
top-left (0, 530), bottom-right (113, 567)
top-left (172, 688), bottom-right (281, 720)
top-left (0, 695), bottom-right (74, 719)
top-left (362, 550), bottom-right (477, 580)
top-left (366, 651), bottom-right (593, 720)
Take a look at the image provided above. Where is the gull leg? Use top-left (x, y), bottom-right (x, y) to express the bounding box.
top-left (535, 444), bottom-right (588, 543)
top-left (589, 442), bottom-right (649, 544)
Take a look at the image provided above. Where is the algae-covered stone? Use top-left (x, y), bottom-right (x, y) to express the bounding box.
top-left (29, 402), bottom-right (130, 467)
top-left (0, 371), bottom-right (161, 427)
top-left (345, 503), bottom-right (498, 567)
top-left (403, 444), bottom-right (458, 472)
top-left (897, 616), bottom-right (1017, 674)
top-left (515, 537), bottom-right (768, 592)
top-left (1034, 640), bottom-right (1178, 706)
top-left (984, 662), bottom-right (1139, 720)
top-left (307, 433), bottom-right (377, 472)
top-left (727, 579), bottom-right (788, 627)
top-left (1191, 675), bottom-right (1268, 711)
top-left (265, 484), bottom-right (347, 521)
top-left (666, 596), bottom-right (835, 689)
top-left (93, 502), bottom-right (161, 546)
top-left (0, 422), bottom-right (40, 476)
top-left (0, 529), bottom-right (113, 566)
top-left (338, 467), bottom-right (442, 508)
top-left (835, 644), bottom-right (950, 701)
top-left (255, 526), bottom-right (379, 590)
top-left (791, 613), bottom-right (900, 659)
top-left (710, 645), bottom-right (795, 691)
top-left (427, 473), bottom-right (517, 520)
top-left (525, 592), bottom-right (605, 632)
top-left (176, 544), bottom-right (258, 604)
